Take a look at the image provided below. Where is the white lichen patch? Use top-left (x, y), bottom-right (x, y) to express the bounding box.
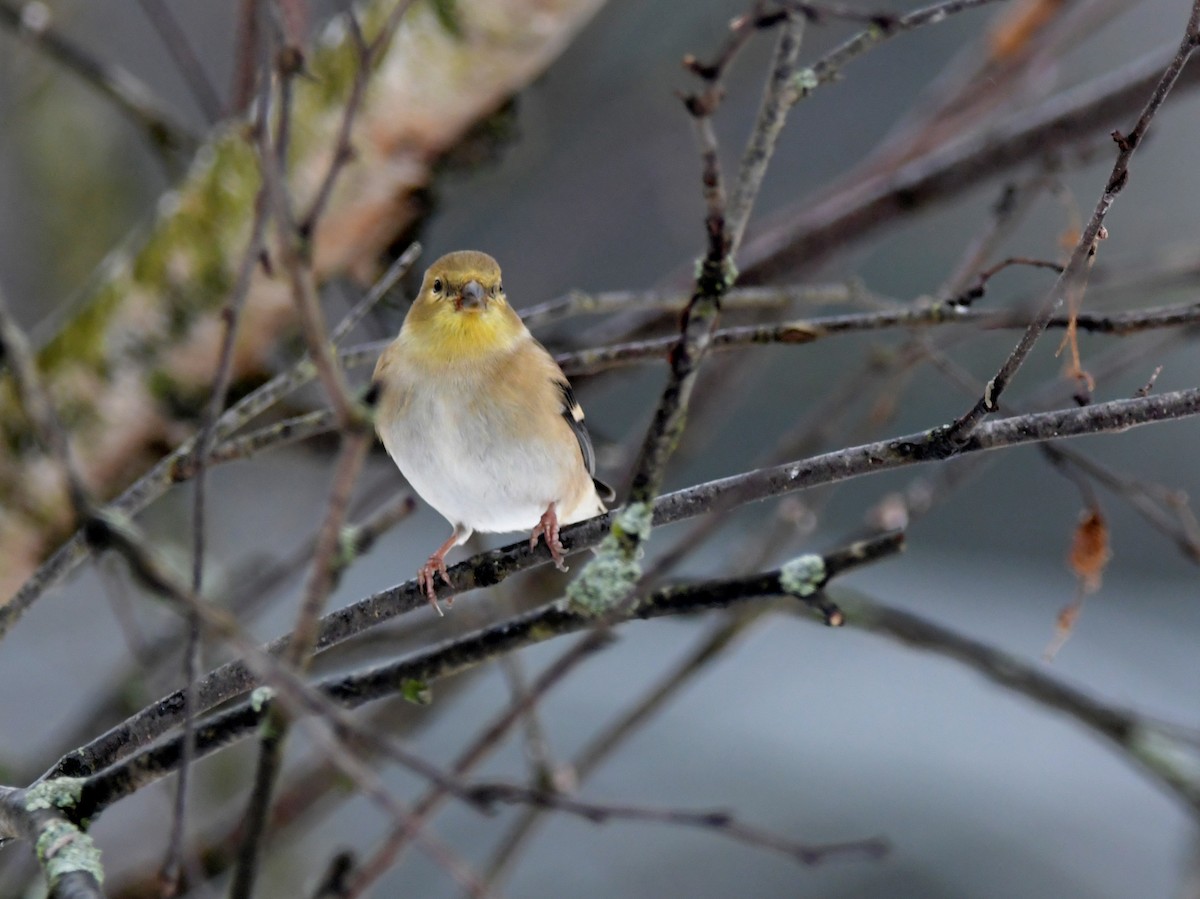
top-left (565, 503), bottom-right (652, 615)
top-left (1130, 725), bottom-right (1200, 785)
top-left (779, 554), bottom-right (826, 597)
top-left (25, 777), bottom-right (86, 813)
top-left (793, 68), bottom-right (819, 94)
top-left (614, 502), bottom-right (653, 543)
top-left (250, 686), bottom-right (276, 712)
top-left (36, 818), bottom-right (104, 887)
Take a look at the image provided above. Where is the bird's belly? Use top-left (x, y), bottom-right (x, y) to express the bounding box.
top-left (380, 387), bottom-right (584, 534)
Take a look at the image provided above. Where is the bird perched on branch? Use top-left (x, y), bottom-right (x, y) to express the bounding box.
top-left (372, 250), bottom-right (614, 613)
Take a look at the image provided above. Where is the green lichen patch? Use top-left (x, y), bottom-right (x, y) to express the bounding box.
top-left (401, 678), bottom-right (432, 705)
top-left (38, 281), bottom-right (125, 375)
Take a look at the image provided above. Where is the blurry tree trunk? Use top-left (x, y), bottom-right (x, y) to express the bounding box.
top-left (0, 0), bottom-right (606, 600)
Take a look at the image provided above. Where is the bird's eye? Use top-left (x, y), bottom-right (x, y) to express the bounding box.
top-left (432, 278), bottom-right (443, 294)
top-left (497, 283), bottom-right (503, 293)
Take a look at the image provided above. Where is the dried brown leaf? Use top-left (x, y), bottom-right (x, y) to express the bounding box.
top-left (1069, 507), bottom-right (1110, 593)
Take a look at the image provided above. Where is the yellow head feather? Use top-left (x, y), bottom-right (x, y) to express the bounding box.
top-left (400, 251), bottom-right (526, 362)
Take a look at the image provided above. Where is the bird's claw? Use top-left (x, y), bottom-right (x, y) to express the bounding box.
top-left (531, 504), bottom-right (568, 572)
top-left (417, 554), bottom-right (453, 616)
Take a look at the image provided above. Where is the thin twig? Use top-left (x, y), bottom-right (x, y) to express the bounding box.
top-left (329, 242), bottom-right (421, 344)
top-left (1044, 444), bottom-right (1200, 562)
top-left (482, 611), bottom-right (763, 887)
top-left (937, 177), bottom-right (1054, 298)
top-left (469, 780), bottom-right (888, 866)
top-left (159, 159), bottom-right (272, 899)
top-left (940, 1), bottom-right (1200, 448)
top-left (135, 0), bottom-right (223, 123)
top-left (231, 19), bottom-right (379, 894)
top-left (255, 68), bottom-right (360, 432)
top-left (726, 7), bottom-right (806, 254)
top-left (300, 8), bottom-right (377, 236)
top-left (519, 281), bottom-right (868, 326)
top-left (0, 0), bottom-right (197, 163)
top-left (555, 300), bottom-right (1200, 377)
top-left (0, 284), bottom-right (91, 517)
top-left (788, 0), bottom-right (1009, 105)
top-left (742, 38), bottom-right (1200, 281)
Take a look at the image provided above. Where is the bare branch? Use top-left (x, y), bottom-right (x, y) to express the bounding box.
top-left (556, 300), bottom-right (1200, 377)
top-left (468, 780), bottom-right (888, 866)
top-left (938, 1), bottom-right (1200, 448)
top-left (742, 41), bottom-right (1200, 281)
top-left (519, 281), bottom-right (869, 326)
top-left (135, 0), bottom-right (224, 123)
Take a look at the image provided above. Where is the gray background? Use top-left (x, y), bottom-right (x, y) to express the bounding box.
top-left (0, 1), bottom-right (1198, 896)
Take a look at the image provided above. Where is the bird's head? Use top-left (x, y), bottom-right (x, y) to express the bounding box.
top-left (401, 250), bottom-right (525, 359)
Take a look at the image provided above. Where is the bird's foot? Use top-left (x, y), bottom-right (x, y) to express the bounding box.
top-left (531, 503), bottom-right (568, 571)
top-left (417, 552), bottom-right (453, 616)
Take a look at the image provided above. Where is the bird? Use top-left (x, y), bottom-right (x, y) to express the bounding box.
top-left (371, 250), bottom-right (614, 613)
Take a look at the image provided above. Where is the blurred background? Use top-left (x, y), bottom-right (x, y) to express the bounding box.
top-left (1, 0), bottom-right (1198, 896)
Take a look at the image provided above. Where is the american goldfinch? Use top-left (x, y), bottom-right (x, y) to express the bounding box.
top-left (372, 250), bottom-right (614, 612)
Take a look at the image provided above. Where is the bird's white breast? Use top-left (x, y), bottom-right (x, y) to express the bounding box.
top-left (378, 366), bottom-right (598, 534)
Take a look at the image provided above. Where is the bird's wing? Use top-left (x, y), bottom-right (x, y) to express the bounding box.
top-left (555, 378), bottom-right (616, 503)
top-left (556, 379), bottom-right (595, 476)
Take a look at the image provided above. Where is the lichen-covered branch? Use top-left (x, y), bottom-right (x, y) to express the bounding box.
top-left (0, 782), bottom-right (104, 898)
top-left (64, 534), bottom-right (904, 822)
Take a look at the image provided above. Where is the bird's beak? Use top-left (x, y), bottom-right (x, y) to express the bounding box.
top-left (455, 280), bottom-right (487, 312)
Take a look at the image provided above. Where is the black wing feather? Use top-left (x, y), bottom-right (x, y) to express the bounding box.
top-left (556, 380), bottom-right (616, 502)
top-left (557, 380), bottom-right (595, 474)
